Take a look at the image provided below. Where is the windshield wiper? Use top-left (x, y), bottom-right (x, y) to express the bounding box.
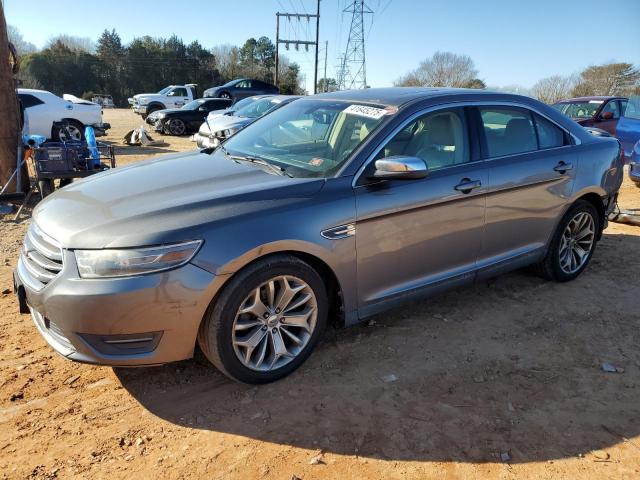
top-left (219, 146), bottom-right (292, 177)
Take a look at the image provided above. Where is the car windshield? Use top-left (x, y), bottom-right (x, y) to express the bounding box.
top-left (182, 99), bottom-right (205, 110)
top-left (221, 99), bottom-right (393, 178)
top-left (158, 86), bottom-right (172, 95)
top-left (226, 96), bottom-right (255, 113)
top-left (235, 98), bottom-right (281, 119)
top-left (552, 101), bottom-right (603, 119)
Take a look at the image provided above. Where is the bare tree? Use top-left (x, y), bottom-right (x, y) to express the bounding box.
top-left (8, 24), bottom-right (37, 55)
top-left (46, 34), bottom-right (95, 53)
top-left (395, 51), bottom-right (478, 88)
top-left (530, 75), bottom-right (577, 104)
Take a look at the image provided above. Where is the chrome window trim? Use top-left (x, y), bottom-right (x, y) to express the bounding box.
top-left (352, 100), bottom-right (581, 187)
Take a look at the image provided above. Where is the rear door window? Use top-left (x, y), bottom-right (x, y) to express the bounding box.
top-left (534, 113), bottom-right (567, 149)
top-left (601, 100), bottom-right (621, 119)
top-left (479, 107), bottom-right (537, 157)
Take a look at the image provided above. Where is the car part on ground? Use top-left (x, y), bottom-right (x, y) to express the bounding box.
top-left (14, 88), bottom-right (624, 384)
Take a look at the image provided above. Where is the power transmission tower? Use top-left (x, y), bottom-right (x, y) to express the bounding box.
top-left (337, 0), bottom-right (372, 90)
top-left (275, 0), bottom-right (321, 94)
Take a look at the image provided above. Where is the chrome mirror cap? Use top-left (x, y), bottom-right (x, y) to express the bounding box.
top-left (371, 156), bottom-right (429, 180)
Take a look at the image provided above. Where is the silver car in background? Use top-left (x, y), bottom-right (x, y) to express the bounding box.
top-left (195, 95), bottom-right (299, 148)
top-left (14, 88), bottom-right (623, 384)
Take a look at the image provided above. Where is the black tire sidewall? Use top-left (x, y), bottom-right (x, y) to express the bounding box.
top-left (547, 201), bottom-right (599, 282)
top-left (203, 258), bottom-right (327, 384)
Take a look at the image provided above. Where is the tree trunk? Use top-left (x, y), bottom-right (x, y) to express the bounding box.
top-left (0, 4), bottom-right (24, 194)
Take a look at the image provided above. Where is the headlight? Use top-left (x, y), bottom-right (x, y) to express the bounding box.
top-left (139, 98), bottom-right (149, 105)
top-left (75, 241), bottom-right (202, 278)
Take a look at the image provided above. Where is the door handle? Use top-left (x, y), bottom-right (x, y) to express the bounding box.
top-left (454, 178), bottom-right (482, 193)
top-left (553, 161), bottom-right (573, 173)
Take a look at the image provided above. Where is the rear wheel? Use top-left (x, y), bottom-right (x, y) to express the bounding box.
top-left (54, 120), bottom-right (84, 142)
top-left (535, 200), bottom-right (599, 282)
top-left (197, 254), bottom-right (327, 384)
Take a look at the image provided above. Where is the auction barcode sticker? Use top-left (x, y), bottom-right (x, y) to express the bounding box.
top-left (344, 104), bottom-right (388, 119)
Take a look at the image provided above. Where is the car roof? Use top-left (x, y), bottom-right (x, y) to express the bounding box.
top-left (17, 88), bottom-right (52, 95)
top-left (557, 96), bottom-right (627, 103)
top-left (312, 87), bottom-right (504, 107)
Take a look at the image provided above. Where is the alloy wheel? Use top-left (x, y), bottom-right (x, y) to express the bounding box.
top-left (168, 119), bottom-right (186, 135)
top-left (232, 275), bottom-right (318, 372)
top-left (559, 211), bottom-right (595, 274)
top-left (59, 125), bottom-right (82, 142)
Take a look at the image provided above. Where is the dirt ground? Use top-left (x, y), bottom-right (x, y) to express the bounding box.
top-left (1, 109), bottom-right (639, 479)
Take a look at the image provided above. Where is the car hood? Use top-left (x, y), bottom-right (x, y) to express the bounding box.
top-left (152, 108), bottom-right (185, 116)
top-left (33, 150), bottom-right (324, 249)
top-left (134, 93), bottom-right (163, 101)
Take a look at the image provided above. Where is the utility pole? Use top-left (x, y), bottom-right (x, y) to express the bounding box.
top-left (313, 0), bottom-right (320, 94)
top-left (337, 0), bottom-right (372, 90)
top-left (274, 5), bottom-right (320, 93)
top-left (323, 40), bottom-right (328, 92)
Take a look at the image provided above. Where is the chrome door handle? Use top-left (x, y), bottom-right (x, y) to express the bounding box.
top-left (454, 179), bottom-right (482, 193)
top-left (554, 161), bottom-right (573, 173)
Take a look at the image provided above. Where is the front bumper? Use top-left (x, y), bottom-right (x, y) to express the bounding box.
top-left (14, 249), bottom-right (226, 367)
top-left (91, 122), bottom-right (111, 137)
top-left (132, 104), bottom-right (148, 115)
top-left (195, 132), bottom-right (220, 149)
top-left (146, 116), bottom-right (164, 132)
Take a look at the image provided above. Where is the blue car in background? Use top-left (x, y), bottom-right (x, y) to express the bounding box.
top-left (617, 95), bottom-right (640, 160)
top-left (616, 95), bottom-right (640, 186)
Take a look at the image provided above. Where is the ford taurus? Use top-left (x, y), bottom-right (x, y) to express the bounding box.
top-left (14, 88), bottom-right (624, 384)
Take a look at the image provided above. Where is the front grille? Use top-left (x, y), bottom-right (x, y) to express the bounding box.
top-left (21, 223), bottom-right (63, 289)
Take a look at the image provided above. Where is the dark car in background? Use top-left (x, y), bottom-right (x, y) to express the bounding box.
top-left (14, 88), bottom-right (623, 384)
top-left (553, 96), bottom-right (628, 136)
top-left (203, 78), bottom-right (279, 101)
top-left (145, 98), bottom-right (233, 135)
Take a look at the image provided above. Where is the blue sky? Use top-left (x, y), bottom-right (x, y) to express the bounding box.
top-left (5, 0), bottom-right (640, 91)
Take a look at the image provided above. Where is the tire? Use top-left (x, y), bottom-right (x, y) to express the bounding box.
top-left (53, 120), bottom-right (84, 142)
top-left (38, 179), bottom-right (54, 199)
top-left (197, 254), bottom-right (328, 384)
top-left (165, 118), bottom-right (186, 136)
top-left (219, 91), bottom-right (232, 100)
top-left (534, 200), bottom-right (600, 282)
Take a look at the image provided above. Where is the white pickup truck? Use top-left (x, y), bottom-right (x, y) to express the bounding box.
top-left (128, 84), bottom-right (198, 119)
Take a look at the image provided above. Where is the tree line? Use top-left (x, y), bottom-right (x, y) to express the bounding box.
top-left (10, 27), bottom-right (305, 106)
top-left (395, 51), bottom-right (640, 104)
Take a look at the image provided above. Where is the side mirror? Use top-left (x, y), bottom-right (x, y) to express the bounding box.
top-left (370, 156), bottom-right (429, 180)
top-left (601, 111), bottom-right (614, 120)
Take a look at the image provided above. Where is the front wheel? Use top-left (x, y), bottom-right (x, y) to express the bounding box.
top-left (165, 118), bottom-right (186, 136)
top-left (219, 92), bottom-right (232, 100)
top-left (534, 200), bottom-right (599, 282)
top-left (197, 254), bottom-right (327, 384)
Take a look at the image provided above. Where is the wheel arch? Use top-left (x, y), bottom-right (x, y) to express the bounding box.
top-left (147, 102), bottom-right (166, 111)
top-left (51, 118), bottom-right (85, 140)
top-left (572, 189), bottom-right (607, 239)
top-left (204, 247), bottom-right (348, 328)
